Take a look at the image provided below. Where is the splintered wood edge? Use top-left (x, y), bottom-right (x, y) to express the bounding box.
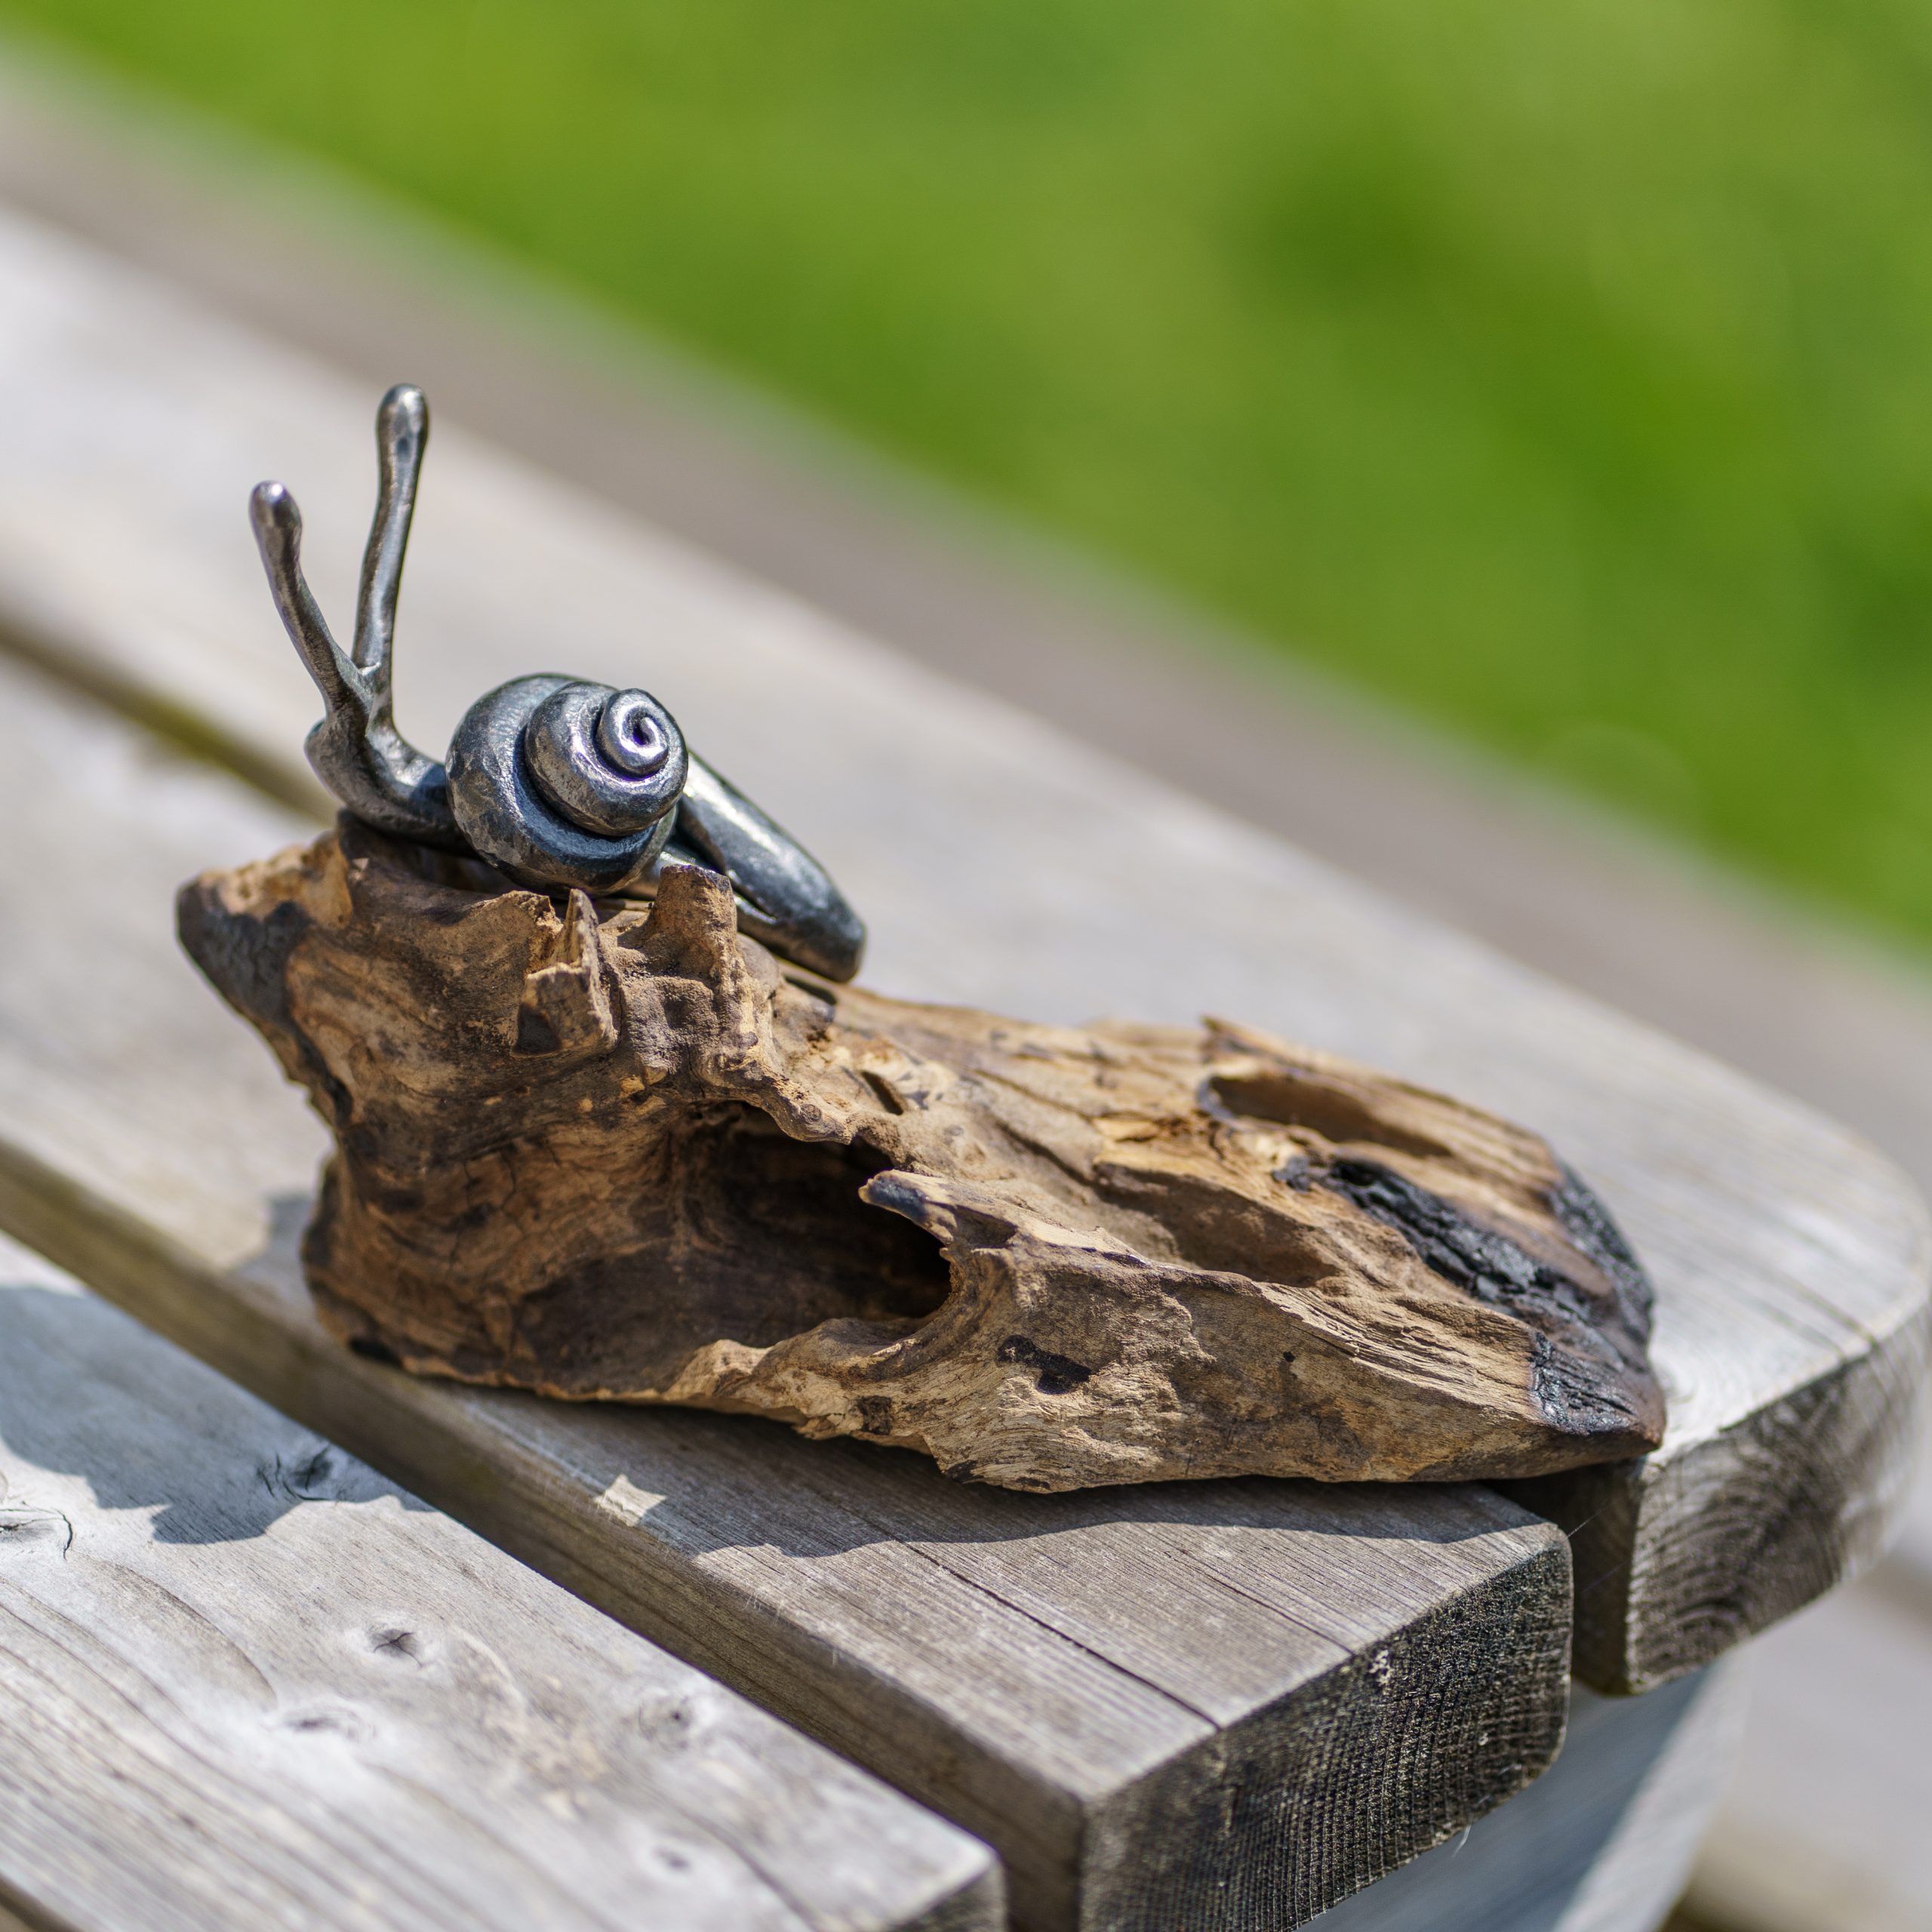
top-left (0, 1128), bottom-right (1574, 1932)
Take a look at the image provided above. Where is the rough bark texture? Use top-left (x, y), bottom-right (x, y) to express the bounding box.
top-left (178, 820), bottom-right (1664, 1490)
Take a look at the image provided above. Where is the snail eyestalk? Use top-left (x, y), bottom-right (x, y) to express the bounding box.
top-left (249, 394), bottom-right (461, 850)
top-left (250, 384), bottom-right (867, 980)
top-left (353, 383), bottom-right (427, 679)
top-left (249, 480), bottom-right (358, 718)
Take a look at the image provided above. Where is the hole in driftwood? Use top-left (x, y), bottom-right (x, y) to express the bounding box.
top-left (1208, 1066), bottom-right (1452, 1161)
top-left (509, 1108), bottom-right (955, 1389)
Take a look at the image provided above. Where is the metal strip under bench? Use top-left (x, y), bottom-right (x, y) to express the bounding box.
top-left (0, 204), bottom-right (1924, 1928)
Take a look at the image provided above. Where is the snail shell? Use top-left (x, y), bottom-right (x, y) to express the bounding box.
top-left (445, 674), bottom-right (689, 894)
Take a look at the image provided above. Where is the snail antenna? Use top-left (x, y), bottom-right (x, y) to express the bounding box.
top-left (249, 389), bottom-right (462, 849)
top-left (355, 383), bottom-right (426, 680)
top-left (250, 480), bottom-right (361, 717)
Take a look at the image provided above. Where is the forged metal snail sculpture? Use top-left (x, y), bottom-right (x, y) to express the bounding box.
top-left (249, 383), bottom-right (866, 982)
top-left (186, 380), bottom-right (1666, 1494)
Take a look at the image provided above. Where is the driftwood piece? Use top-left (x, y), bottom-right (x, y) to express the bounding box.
top-left (180, 820), bottom-right (1663, 1489)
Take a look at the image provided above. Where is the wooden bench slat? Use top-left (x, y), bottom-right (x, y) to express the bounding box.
top-left (0, 1237), bottom-right (998, 1932)
top-left (0, 203), bottom-right (1918, 1695)
top-left (0, 648), bottom-right (1571, 1929)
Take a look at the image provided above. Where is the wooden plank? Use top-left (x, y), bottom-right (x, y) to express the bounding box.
top-left (0, 205), bottom-right (1921, 1696)
top-left (0, 1236), bottom-right (998, 1932)
top-left (0, 649), bottom-right (1571, 1927)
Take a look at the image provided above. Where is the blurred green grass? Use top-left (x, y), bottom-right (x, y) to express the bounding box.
top-left (10, 0), bottom-right (1932, 942)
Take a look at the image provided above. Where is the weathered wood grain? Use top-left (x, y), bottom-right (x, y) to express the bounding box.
top-left (0, 653), bottom-right (1570, 1927)
top-left (181, 822), bottom-right (1663, 1488)
top-left (0, 206), bottom-right (1921, 1692)
top-left (0, 1236), bottom-right (998, 1932)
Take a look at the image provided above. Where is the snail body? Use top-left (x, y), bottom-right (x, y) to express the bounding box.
top-left (249, 385), bottom-right (865, 981)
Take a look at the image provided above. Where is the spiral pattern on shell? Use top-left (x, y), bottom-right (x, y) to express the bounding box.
top-left (445, 674), bottom-right (689, 894)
